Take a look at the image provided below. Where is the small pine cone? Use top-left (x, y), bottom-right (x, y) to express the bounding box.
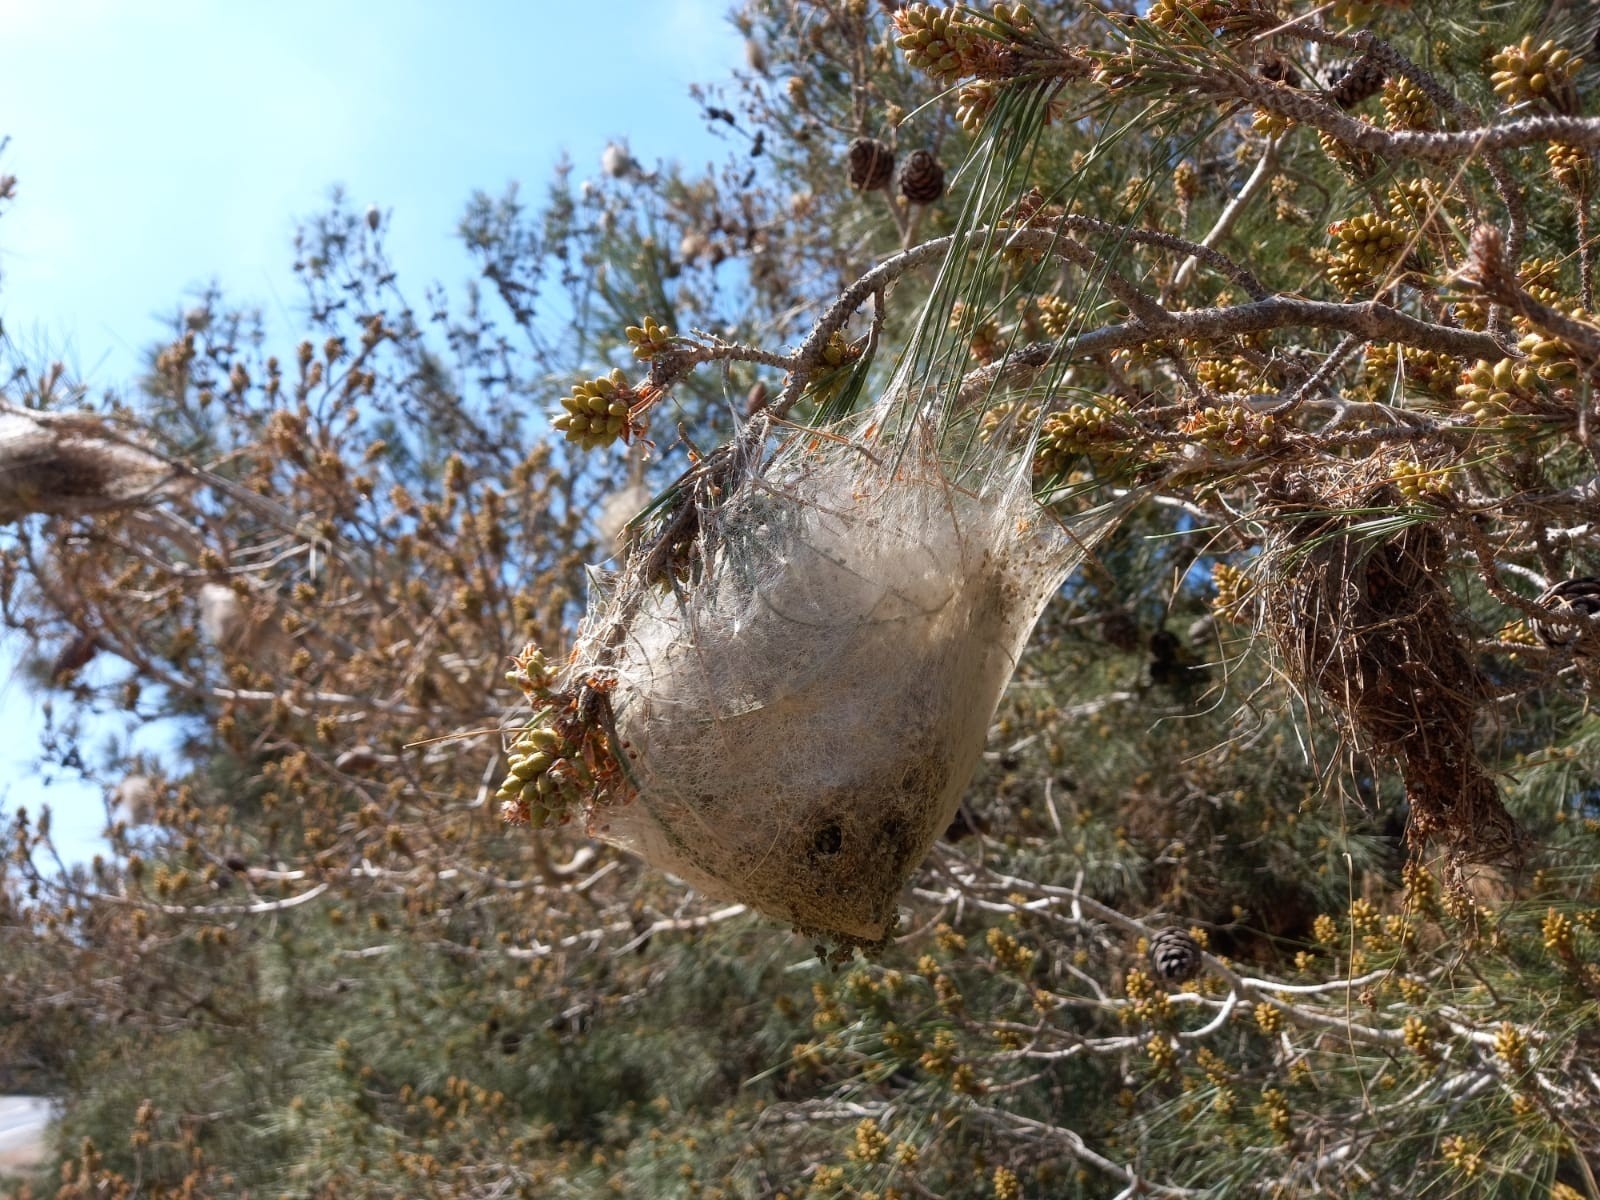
top-left (1257, 54), bottom-right (1300, 87)
top-left (847, 137), bottom-right (895, 191)
top-left (897, 149), bottom-right (946, 205)
top-left (1149, 928), bottom-right (1203, 983)
top-left (1324, 56), bottom-right (1386, 109)
top-left (1531, 578), bottom-right (1600, 652)
top-left (1099, 609), bottom-right (1142, 653)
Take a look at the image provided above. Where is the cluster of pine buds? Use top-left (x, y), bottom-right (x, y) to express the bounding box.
top-left (1489, 36), bottom-right (1583, 112)
top-left (1388, 458), bottom-right (1454, 505)
top-left (1033, 293), bottom-right (1075, 339)
top-left (1517, 332), bottom-right (1580, 384)
top-left (1121, 967), bottom-right (1175, 1026)
top-left (1547, 142), bottom-right (1593, 195)
top-left (1329, 0), bottom-right (1410, 25)
top-left (820, 329), bottom-right (862, 368)
top-left (1454, 357), bottom-right (1542, 420)
top-left (1385, 179), bottom-right (1456, 254)
top-left (848, 1118), bottom-right (889, 1164)
top-left (1194, 355), bottom-right (1254, 395)
top-left (1146, 0), bottom-right (1262, 36)
top-left (1327, 213), bottom-right (1413, 293)
top-left (955, 81), bottom-right (997, 132)
top-left (1252, 108), bottom-right (1294, 137)
top-left (496, 713), bottom-right (589, 829)
top-left (977, 399), bottom-right (1040, 446)
top-left (1380, 76), bottom-right (1433, 129)
top-left (1179, 404), bottom-right (1279, 455)
top-left (950, 301), bottom-right (1002, 363)
top-left (1364, 342), bottom-right (1461, 400)
top-left (893, 4), bottom-right (987, 85)
top-left (497, 646), bottom-right (594, 827)
top-left (1034, 399), bottom-right (1130, 475)
top-left (625, 316), bottom-right (675, 360)
top-left (553, 368), bottom-right (641, 450)
top-left (1210, 562), bottom-right (1253, 621)
top-left (1519, 256), bottom-right (1565, 300)
top-left (893, 3), bottom-right (1031, 85)
top-left (1317, 129), bottom-right (1377, 180)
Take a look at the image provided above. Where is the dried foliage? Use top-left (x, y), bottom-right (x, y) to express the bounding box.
top-left (1261, 465), bottom-right (1520, 868)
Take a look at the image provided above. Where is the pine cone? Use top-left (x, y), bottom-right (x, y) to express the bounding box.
top-left (847, 137), bottom-right (895, 191)
top-left (1149, 928), bottom-right (1203, 983)
top-left (1324, 56), bottom-right (1386, 109)
top-left (1098, 609), bottom-right (1142, 653)
top-left (1532, 578), bottom-right (1600, 653)
top-left (1257, 55), bottom-right (1300, 87)
top-left (897, 149), bottom-right (946, 205)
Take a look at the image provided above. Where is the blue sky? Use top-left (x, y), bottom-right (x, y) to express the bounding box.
top-left (0, 0), bottom-right (744, 863)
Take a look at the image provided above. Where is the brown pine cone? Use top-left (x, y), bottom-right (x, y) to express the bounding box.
top-left (1098, 609), bottom-right (1142, 653)
top-left (847, 137), bottom-right (895, 191)
top-left (1149, 928), bottom-right (1203, 983)
top-left (897, 149), bottom-right (946, 205)
top-left (1324, 56), bottom-right (1386, 109)
top-left (1532, 577), bottom-right (1600, 653)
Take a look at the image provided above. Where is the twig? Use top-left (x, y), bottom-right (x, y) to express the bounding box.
top-left (1054, 214), bottom-right (1271, 300)
top-left (1165, 133), bottom-right (1283, 301)
top-left (959, 295), bottom-right (1507, 402)
top-left (969, 1109), bottom-right (1199, 1198)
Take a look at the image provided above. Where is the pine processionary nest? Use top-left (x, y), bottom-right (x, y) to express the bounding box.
top-left (1260, 467), bottom-right (1520, 868)
top-left (0, 406), bottom-right (175, 524)
top-left (566, 405), bottom-right (1128, 947)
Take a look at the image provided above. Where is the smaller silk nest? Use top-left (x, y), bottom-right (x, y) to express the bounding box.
top-left (572, 406), bottom-right (1122, 944)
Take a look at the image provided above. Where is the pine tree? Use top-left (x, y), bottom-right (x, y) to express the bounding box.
top-left (4, 1), bottom-right (1600, 1197)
